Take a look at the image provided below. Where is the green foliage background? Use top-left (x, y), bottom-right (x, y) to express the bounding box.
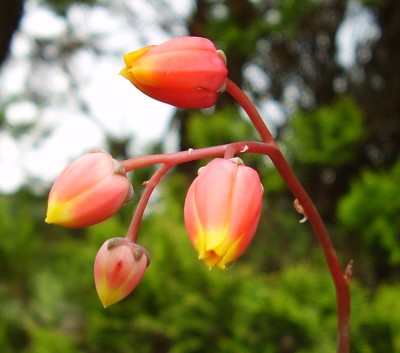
top-left (1, 0), bottom-right (400, 352)
top-left (2, 120), bottom-right (400, 353)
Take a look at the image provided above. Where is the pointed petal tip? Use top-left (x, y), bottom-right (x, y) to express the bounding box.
top-left (44, 212), bottom-right (55, 225)
top-left (101, 301), bottom-right (110, 309)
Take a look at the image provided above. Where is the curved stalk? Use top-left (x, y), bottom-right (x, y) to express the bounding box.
top-left (126, 163), bottom-right (172, 243)
top-left (226, 78), bottom-right (351, 353)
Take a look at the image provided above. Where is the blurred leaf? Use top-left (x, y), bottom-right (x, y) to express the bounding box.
top-left (285, 96), bottom-right (364, 165)
top-left (187, 107), bottom-right (255, 148)
top-left (352, 284), bottom-right (400, 353)
top-left (338, 157), bottom-right (400, 268)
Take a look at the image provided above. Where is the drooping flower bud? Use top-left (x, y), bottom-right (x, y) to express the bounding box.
top-left (120, 36), bottom-right (228, 109)
top-left (45, 151), bottom-right (133, 228)
top-left (94, 237), bottom-right (150, 308)
top-left (184, 158), bottom-right (263, 269)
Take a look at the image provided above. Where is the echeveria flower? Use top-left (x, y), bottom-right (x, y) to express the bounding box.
top-left (184, 158), bottom-right (263, 269)
top-left (94, 237), bottom-right (150, 307)
top-left (120, 36), bottom-right (228, 108)
top-left (45, 151), bottom-right (133, 228)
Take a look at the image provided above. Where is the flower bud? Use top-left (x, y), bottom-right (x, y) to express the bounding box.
top-left (94, 237), bottom-right (150, 307)
top-left (45, 151), bottom-right (133, 228)
top-left (184, 158), bottom-right (263, 269)
top-left (120, 36), bottom-right (228, 109)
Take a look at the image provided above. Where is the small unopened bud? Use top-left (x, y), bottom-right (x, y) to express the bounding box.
top-left (94, 237), bottom-right (150, 308)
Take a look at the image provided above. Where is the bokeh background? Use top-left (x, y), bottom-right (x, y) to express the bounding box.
top-left (0, 0), bottom-right (399, 352)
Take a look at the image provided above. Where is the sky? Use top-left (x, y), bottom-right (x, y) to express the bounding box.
top-left (0, 0), bottom-right (193, 193)
top-left (0, 0), bottom-right (379, 194)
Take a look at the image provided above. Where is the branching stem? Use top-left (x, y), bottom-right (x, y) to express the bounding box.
top-left (122, 78), bottom-right (350, 353)
top-left (123, 142), bottom-right (275, 243)
top-left (125, 163), bottom-right (172, 243)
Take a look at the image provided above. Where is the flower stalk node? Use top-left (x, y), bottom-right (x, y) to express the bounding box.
top-left (227, 157), bottom-right (244, 165)
top-left (344, 260), bottom-right (354, 281)
top-left (294, 198), bottom-right (308, 223)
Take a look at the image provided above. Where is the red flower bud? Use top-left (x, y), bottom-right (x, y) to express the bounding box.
top-left (45, 151), bottom-right (133, 228)
top-left (184, 158), bottom-right (263, 269)
top-left (120, 36), bottom-right (228, 109)
top-left (94, 238), bottom-right (150, 307)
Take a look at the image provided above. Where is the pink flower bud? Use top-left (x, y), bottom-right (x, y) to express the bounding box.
top-left (120, 36), bottom-right (228, 109)
top-left (184, 158), bottom-right (263, 269)
top-left (94, 238), bottom-right (150, 307)
top-left (45, 151), bottom-right (133, 228)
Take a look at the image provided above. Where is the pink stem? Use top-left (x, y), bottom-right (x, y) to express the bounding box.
top-left (126, 163), bottom-right (172, 243)
top-left (226, 78), bottom-right (351, 353)
top-left (121, 142), bottom-right (275, 172)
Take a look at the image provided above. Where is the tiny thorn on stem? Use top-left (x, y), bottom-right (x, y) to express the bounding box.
top-left (188, 148), bottom-right (194, 155)
top-left (345, 260), bottom-right (354, 281)
top-left (293, 198), bottom-right (308, 223)
top-left (142, 180), bottom-right (149, 186)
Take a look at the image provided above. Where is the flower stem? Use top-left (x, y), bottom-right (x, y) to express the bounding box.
top-left (226, 78), bottom-right (351, 353)
top-left (125, 163), bottom-right (172, 243)
top-left (121, 142), bottom-right (275, 172)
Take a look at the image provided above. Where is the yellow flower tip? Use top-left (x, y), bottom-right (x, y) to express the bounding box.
top-left (44, 213), bottom-right (52, 225)
top-left (120, 46), bottom-right (154, 84)
top-left (123, 46), bottom-right (154, 66)
top-left (119, 66), bottom-right (129, 79)
top-left (99, 286), bottom-right (124, 308)
top-left (45, 200), bottom-right (73, 227)
top-left (201, 253), bottom-right (226, 270)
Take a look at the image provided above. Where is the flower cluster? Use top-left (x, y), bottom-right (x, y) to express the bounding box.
top-left (46, 37), bottom-right (263, 307)
top-left (44, 34), bottom-right (350, 353)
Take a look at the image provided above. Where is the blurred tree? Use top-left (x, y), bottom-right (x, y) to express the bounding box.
top-left (0, 0), bottom-right (24, 66)
top-left (352, 0), bottom-right (400, 169)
